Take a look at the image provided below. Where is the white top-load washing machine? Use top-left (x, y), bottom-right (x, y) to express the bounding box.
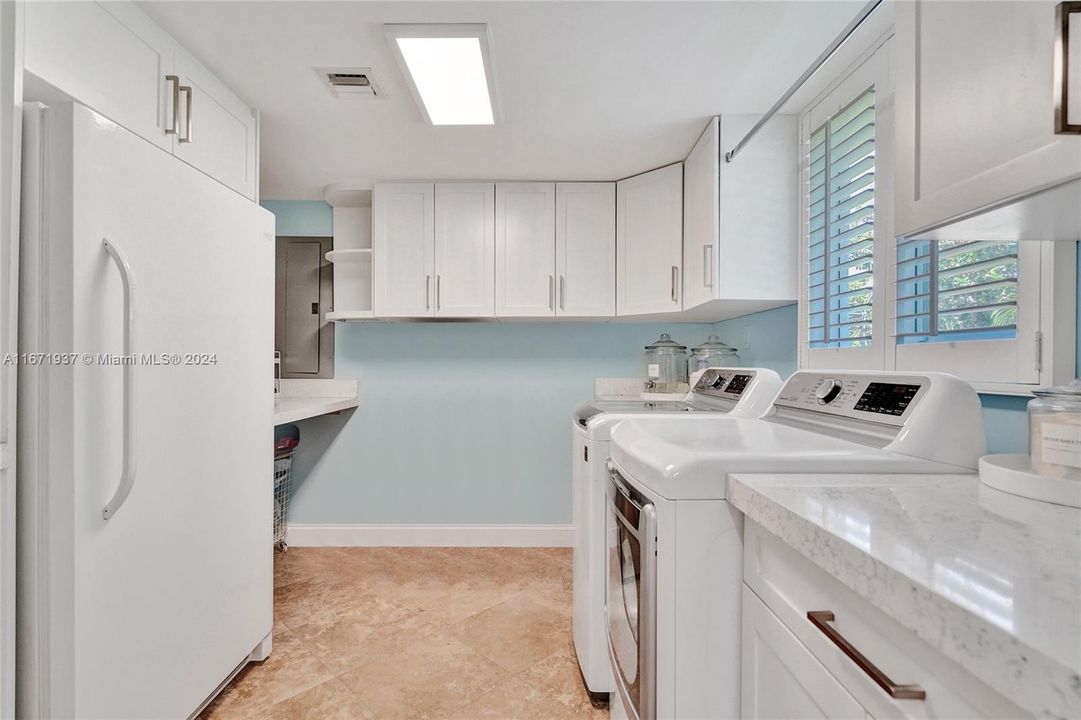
top-left (604, 370), bottom-right (987, 720)
top-left (572, 368), bottom-right (783, 696)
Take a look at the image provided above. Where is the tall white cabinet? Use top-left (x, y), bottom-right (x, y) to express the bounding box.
top-left (895, 0), bottom-right (1081, 235)
top-left (616, 163), bottom-right (684, 316)
top-left (495, 182), bottom-right (555, 317)
top-left (434, 183), bottom-right (495, 317)
top-left (373, 183), bottom-right (435, 318)
top-left (683, 115), bottom-right (797, 314)
top-left (556, 182), bottom-right (616, 317)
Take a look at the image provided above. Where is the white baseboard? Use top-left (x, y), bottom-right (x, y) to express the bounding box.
top-left (285, 523), bottom-right (575, 548)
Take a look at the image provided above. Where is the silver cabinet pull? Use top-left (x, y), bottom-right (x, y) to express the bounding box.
top-left (703, 244), bottom-right (714, 288)
top-left (425, 274), bottom-right (431, 311)
top-left (436, 275), bottom-right (441, 311)
top-left (807, 611), bottom-right (926, 700)
top-left (559, 275), bottom-right (566, 310)
top-left (178, 84), bottom-right (193, 143)
top-left (102, 239), bottom-right (137, 520)
top-left (549, 275), bottom-right (555, 311)
top-left (671, 266), bottom-right (679, 303)
top-left (165, 75), bottom-right (180, 135)
top-left (1055, 2), bottom-right (1081, 134)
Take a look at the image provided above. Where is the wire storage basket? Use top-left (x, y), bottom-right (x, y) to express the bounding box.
top-left (273, 455), bottom-right (292, 551)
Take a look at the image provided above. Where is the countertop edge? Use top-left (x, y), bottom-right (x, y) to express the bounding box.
top-left (274, 396), bottom-right (360, 425)
top-left (727, 474), bottom-right (1078, 720)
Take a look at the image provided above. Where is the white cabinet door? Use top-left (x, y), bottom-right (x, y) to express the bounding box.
top-left (373, 183), bottom-right (435, 318)
top-left (435, 183), bottom-right (495, 317)
top-left (172, 48), bottom-right (258, 200)
top-left (896, 0), bottom-right (1081, 235)
top-left (683, 119), bottom-right (719, 310)
top-left (617, 163), bottom-right (683, 316)
top-left (742, 586), bottom-right (868, 720)
top-left (495, 182), bottom-right (555, 317)
top-left (24, 1), bottom-right (174, 151)
top-left (556, 182), bottom-right (615, 317)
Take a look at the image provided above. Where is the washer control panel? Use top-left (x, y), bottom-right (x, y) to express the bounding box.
top-left (772, 372), bottom-right (929, 426)
top-left (692, 368), bottom-right (759, 399)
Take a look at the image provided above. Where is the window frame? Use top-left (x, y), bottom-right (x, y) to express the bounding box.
top-left (798, 41), bottom-right (892, 372)
top-left (796, 37), bottom-right (1076, 394)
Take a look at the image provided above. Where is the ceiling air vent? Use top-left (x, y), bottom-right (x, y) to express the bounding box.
top-left (316, 67), bottom-right (384, 97)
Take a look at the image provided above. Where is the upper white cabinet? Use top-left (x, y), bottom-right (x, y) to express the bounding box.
top-left (683, 116), bottom-right (798, 314)
top-left (895, 0), bottom-right (1081, 236)
top-left (617, 163), bottom-right (684, 316)
top-left (495, 183), bottom-right (556, 317)
top-left (171, 49), bottom-right (259, 200)
top-left (23, 0), bottom-right (259, 200)
top-left (556, 182), bottom-right (616, 317)
top-left (434, 183), bottom-right (495, 318)
top-left (24, 1), bottom-right (174, 152)
top-left (373, 183), bottom-right (435, 318)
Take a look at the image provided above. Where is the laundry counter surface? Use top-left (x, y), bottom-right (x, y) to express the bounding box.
top-left (728, 472), bottom-right (1081, 720)
top-left (274, 378), bottom-right (360, 425)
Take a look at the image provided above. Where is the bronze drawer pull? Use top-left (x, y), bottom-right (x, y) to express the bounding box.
top-left (807, 610), bottom-right (927, 700)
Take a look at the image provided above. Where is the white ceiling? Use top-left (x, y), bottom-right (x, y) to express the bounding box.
top-left (140, 1), bottom-right (869, 200)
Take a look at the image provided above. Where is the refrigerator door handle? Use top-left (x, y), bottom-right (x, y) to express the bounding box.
top-left (102, 239), bottom-right (137, 520)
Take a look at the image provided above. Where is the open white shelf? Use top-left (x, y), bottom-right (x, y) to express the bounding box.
top-left (325, 249), bottom-right (372, 263)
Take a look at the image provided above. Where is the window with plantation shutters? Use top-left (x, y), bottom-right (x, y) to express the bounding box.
top-left (807, 87), bottom-right (876, 349)
top-left (895, 239), bottom-right (1019, 344)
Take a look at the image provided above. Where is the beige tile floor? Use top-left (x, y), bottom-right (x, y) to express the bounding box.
top-left (201, 547), bottom-right (609, 720)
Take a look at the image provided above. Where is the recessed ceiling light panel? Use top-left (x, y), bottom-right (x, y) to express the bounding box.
top-left (385, 24), bottom-right (497, 126)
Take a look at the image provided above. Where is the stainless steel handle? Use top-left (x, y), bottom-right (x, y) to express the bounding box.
top-left (165, 75), bottom-right (180, 135)
top-left (178, 84), bottom-right (193, 143)
top-left (1055, 2), bottom-right (1081, 134)
top-left (436, 275), bottom-right (441, 311)
top-left (102, 239), bottom-right (137, 520)
top-left (640, 502), bottom-right (658, 720)
top-left (703, 244), bottom-right (714, 288)
top-left (559, 275), bottom-right (565, 310)
top-left (671, 266), bottom-right (679, 303)
top-left (425, 275), bottom-right (431, 311)
top-left (549, 275), bottom-right (555, 311)
top-left (807, 611), bottom-right (926, 700)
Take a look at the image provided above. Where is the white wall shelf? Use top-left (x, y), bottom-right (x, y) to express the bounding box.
top-left (326, 310), bottom-right (375, 322)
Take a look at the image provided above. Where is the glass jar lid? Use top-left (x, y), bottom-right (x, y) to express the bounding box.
top-left (644, 333), bottom-right (686, 351)
top-left (691, 335), bottom-right (737, 353)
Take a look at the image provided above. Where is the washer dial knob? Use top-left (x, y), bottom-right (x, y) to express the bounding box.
top-left (814, 378), bottom-right (842, 404)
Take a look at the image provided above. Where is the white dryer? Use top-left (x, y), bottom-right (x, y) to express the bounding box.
top-left (572, 368), bottom-right (783, 696)
top-left (605, 371), bottom-right (987, 720)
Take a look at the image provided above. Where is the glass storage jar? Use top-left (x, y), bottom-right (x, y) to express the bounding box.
top-left (1029, 382), bottom-right (1081, 481)
top-left (689, 335), bottom-right (740, 373)
top-left (643, 333), bottom-right (688, 394)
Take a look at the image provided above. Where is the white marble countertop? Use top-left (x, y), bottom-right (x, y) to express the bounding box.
top-left (728, 472), bottom-right (1081, 720)
top-left (274, 379), bottom-right (360, 425)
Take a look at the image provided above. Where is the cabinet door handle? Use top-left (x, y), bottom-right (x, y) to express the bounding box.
top-left (559, 275), bottom-right (566, 310)
top-left (1055, 2), bottom-right (1081, 134)
top-left (807, 611), bottom-right (926, 700)
top-left (703, 244), bottom-right (714, 288)
top-left (165, 75), bottom-right (180, 135)
top-left (102, 239), bottom-right (137, 521)
top-left (178, 84), bottom-right (193, 143)
top-left (436, 275), bottom-right (441, 311)
top-left (425, 275), bottom-right (431, 311)
top-left (549, 275), bottom-right (555, 311)
top-left (671, 266), bottom-right (679, 303)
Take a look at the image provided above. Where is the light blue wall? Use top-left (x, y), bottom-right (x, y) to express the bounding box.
top-left (287, 322), bottom-right (717, 524)
top-left (261, 200), bottom-right (332, 237)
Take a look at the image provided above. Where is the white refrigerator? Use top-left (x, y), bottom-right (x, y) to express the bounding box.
top-left (17, 101), bottom-right (274, 719)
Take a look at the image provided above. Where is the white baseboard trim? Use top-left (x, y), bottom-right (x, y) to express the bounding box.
top-left (286, 523), bottom-right (575, 548)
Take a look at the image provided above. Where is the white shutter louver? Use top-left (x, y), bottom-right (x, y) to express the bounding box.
top-left (807, 87), bottom-right (876, 349)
